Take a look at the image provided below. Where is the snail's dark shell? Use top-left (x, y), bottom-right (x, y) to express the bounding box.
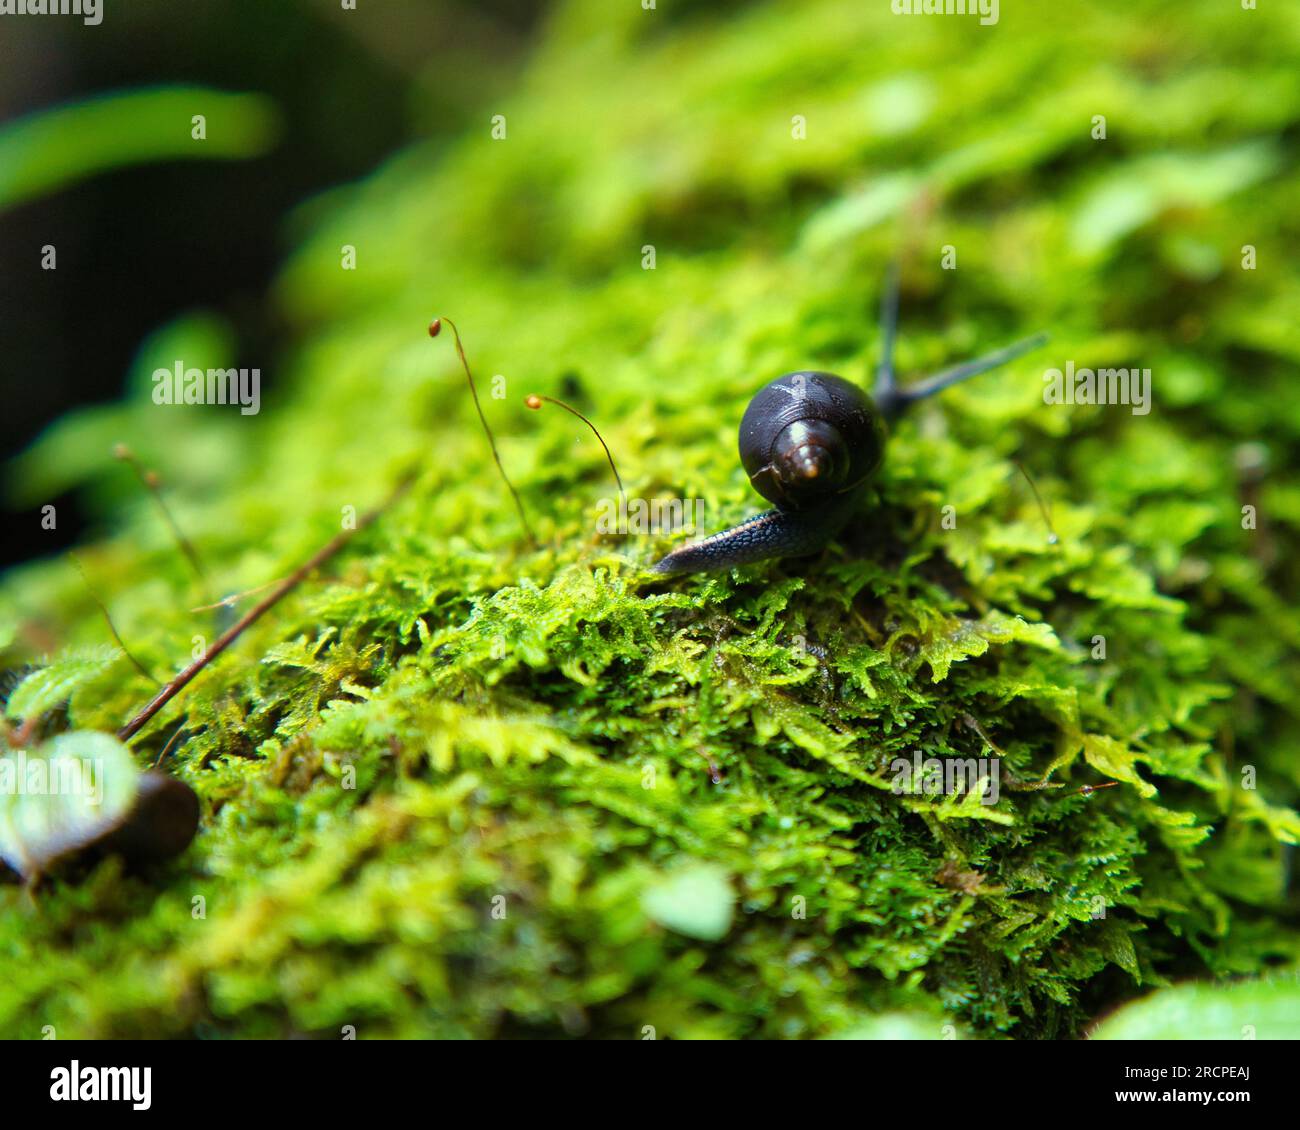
top-left (738, 371), bottom-right (886, 509)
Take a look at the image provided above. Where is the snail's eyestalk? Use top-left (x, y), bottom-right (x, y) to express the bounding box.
top-left (113, 444), bottom-right (209, 590)
top-left (873, 261), bottom-right (902, 408)
top-left (524, 393), bottom-right (626, 513)
top-left (879, 331), bottom-right (1049, 421)
top-left (429, 317), bottom-right (535, 548)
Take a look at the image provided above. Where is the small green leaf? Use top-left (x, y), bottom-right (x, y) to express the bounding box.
top-left (0, 87), bottom-right (280, 212)
top-left (829, 1013), bottom-right (958, 1041)
top-left (4, 646), bottom-right (119, 722)
top-left (1083, 734), bottom-right (1157, 798)
top-left (642, 864), bottom-right (734, 942)
top-left (1099, 919), bottom-right (1141, 981)
top-left (1093, 980), bottom-right (1300, 1041)
top-left (922, 612), bottom-right (1058, 683)
top-left (0, 731), bottom-right (140, 877)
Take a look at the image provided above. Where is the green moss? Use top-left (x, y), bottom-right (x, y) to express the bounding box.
top-left (3, 0), bottom-right (1300, 1038)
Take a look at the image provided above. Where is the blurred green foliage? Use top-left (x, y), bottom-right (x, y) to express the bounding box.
top-left (0, 87), bottom-right (279, 211)
top-left (1092, 978), bottom-right (1300, 1040)
top-left (2, 0), bottom-right (1299, 1038)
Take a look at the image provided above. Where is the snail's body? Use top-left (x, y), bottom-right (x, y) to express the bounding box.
top-left (649, 271), bottom-right (1046, 576)
top-left (648, 493), bottom-right (859, 575)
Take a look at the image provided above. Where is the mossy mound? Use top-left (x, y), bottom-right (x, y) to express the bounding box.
top-left (3, 0), bottom-right (1300, 1038)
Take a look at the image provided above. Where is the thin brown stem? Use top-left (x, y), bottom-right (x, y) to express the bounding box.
top-left (1066, 781), bottom-right (1120, 798)
top-left (961, 712), bottom-right (1006, 757)
top-left (69, 553), bottom-right (161, 685)
top-left (152, 721), bottom-right (189, 768)
top-left (189, 576), bottom-right (288, 613)
top-left (1012, 460), bottom-right (1059, 546)
top-left (961, 713), bottom-right (1063, 792)
top-left (118, 473), bottom-right (415, 743)
top-left (114, 445), bottom-right (209, 584)
top-left (525, 393), bottom-right (626, 510)
top-left (697, 747), bottom-right (723, 785)
top-left (429, 317), bottom-right (535, 547)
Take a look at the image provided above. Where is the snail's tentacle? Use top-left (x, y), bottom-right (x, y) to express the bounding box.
top-left (883, 331), bottom-right (1049, 421)
top-left (872, 261), bottom-right (903, 414)
top-left (647, 497), bottom-right (856, 576)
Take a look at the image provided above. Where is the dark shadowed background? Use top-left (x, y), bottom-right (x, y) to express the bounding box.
top-left (0, 0), bottom-right (545, 566)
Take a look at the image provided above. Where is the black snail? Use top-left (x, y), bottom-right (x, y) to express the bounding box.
top-left (648, 270), bottom-right (1048, 576)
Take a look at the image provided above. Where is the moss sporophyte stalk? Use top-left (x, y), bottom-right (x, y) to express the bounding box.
top-left (3, 0), bottom-right (1299, 1040)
